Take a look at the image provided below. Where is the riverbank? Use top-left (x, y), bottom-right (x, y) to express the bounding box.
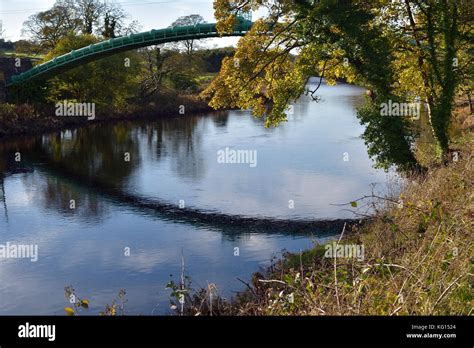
top-left (176, 129), bottom-right (473, 316)
top-left (0, 91), bottom-right (212, 138)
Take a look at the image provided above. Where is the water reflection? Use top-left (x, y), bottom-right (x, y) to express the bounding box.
top-left (2, 82), bottom-right (392, 225)
top-left (40, 176), bottom-right (108, 222)
top-left (138, 115), bottom-right (206, 180)
top-left (211, 111), bottom-right (230, 128)
top-left (40, 124), bottom-right (140, 188)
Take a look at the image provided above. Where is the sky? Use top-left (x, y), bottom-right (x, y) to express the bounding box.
top-left (0, 0), bottom-right (264, 47)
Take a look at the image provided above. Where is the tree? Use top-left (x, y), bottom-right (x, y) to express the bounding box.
top-left (139, 47), bottom-right (172, 97)
top-left (388, 0), bottom-right (467, 155)
top-left (138, 47), bottom-right (204, 96)
top-left (204, 0), bottom-right (471, 170)
top-left (0, 39), bottom-right (15, 52)
top-left (169, 15), bottom-right (207, 55)
top-left (196, 47), bottom-right (235, 72)
top-left (101, 2), bottom-right (139, 38)
top-left (22, 4), bottom-right (81, 48)
top-left (22, 0), bottom-right (138, 47)
top-left (14, 40), bottom-right (44, 55)
top-left (58, 0), bottom-right (105, 35)
top-left (43, 33), bottom-right (141, 110)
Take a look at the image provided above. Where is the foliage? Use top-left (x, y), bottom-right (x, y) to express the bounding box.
top-left (63, 286), bottom-right (127, 316)
top-left (100, 289), bottom-right (127, 316)
top-left (13, 40), bottom-right (45, 55)
top-left (357, 97), bottom-right (419, 172)
top-left (64, 286), bottom-right (90, 316)
top-left (196, 47), bottom-right (235, 73)
top-left (166, 274), bottom-right (231, 316)
top-left (137, 47), bottom-right (210, 96)
top-left (205, 0), bottom-right (472, 170)
top-left (42, 33), bottom-right (141, 111)
top-left (169, 72), bottom-right (200, 92)
top-left (379, 0), bottom-right (471, 155)
top-left (0, 39), bottom-right (15, 51)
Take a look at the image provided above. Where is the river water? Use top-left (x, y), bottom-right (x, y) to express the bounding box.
top-left (0, 80), bottom-right (394, 315)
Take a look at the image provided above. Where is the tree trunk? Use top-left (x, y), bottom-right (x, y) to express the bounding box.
top-left (467, 92), bottom-right (473, 114)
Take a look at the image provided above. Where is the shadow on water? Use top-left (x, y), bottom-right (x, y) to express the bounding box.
top-left (33, 159), bottom-right (356, 237)
top-left (0, 118), bottom-right (359, 238)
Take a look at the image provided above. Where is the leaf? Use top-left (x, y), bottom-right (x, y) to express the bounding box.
top-left (282, 274), bottom-right (292, 284)
top-left (350, 201), bottom-right (358, 208)
top-left (64, 307), bottom-right (75, 316)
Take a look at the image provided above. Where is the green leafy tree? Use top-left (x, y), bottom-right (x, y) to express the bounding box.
top-left (204, 0), bottom-right (471, 170)
top-left (43, 33), bottom-right (141, 111)
top-left (387, 0), bottom-right (469, 155)
top-left (204, 0), bottom-right (419, 171)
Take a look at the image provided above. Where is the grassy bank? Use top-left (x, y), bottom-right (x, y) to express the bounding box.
top-left (0, 91), bottom-right (211, 138)
top-left (174, 131), bottom-right (472, 316)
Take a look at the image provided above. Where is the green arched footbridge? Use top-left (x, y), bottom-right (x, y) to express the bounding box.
top-left (7, 18), bottom-right (253, 87)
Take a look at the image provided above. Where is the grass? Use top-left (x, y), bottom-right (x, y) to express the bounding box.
top-left (0, 51), bottom-right (45, 59)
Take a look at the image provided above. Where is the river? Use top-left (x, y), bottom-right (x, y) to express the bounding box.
top-left (0, 80), bottom-right (394, 315)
